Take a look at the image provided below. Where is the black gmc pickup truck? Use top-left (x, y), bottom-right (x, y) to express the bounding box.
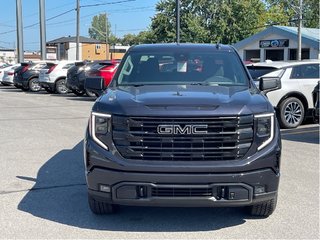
top-left (84, 44), bottom-right (281, 217)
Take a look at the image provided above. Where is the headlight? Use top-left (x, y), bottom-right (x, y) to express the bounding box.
top-left (90, 112), bottom-right (111, 150)
top-left (255, 113), bottom-right (274, 151)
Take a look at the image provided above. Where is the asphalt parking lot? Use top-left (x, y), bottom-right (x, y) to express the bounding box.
top-left (0, 85), bottom-right (319, 239)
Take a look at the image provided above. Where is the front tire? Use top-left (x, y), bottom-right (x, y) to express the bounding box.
top-left (29, 78), bottom-right (41, 92)
top-left (88, 194), bottom-right (118, 214)
top-left (55, 78), bottom-right (69, 94)
top-left (85, 89), bottom-right (96, 97)
top-left (278, 97), bottom-right (305, 128)
top-left (250, 194), bottom-right (277, 217)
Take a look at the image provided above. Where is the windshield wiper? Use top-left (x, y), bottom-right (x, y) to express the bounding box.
top-left (189, 82), bottom-right (209, 86)
top-left (119, 84), bottom-right (145, 87)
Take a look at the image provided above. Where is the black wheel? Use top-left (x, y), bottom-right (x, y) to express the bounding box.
top-left (85, 89), bottom-right (96, 97)
top-left (278, 97), bottom-right (305, 128)
top-left (29, 78), bottom-right (41, 92)
top-left (21, 86), bottom-right (29, 91)
top-left (250, 194), bottom-right (277, 217)
top-left (44, 87), bottom-right (55, 93)
top-left (72, 89), bottom-right (85, 96)
top-left (55, 78), bottom-right (69, 94)
top-left (88, 193), bottom-right (118, 214)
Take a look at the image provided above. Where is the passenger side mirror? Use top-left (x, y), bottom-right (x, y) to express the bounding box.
top-left (84, 77), bottom-right (105, 97)
top-left (259, 77), bottom-right (281, 92)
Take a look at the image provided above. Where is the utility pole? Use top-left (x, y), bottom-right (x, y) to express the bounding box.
top-left (176, 0), bottom-right (180, 43)
top-left (105, 12), bottom-right (109, 60)
top-left (39, 0), bottom-right (46, 60)
top-left (76, 0), bottom-right (80, 60)
top-left (16, 0), bottom-right (24, 62)
top-left (297, 0), bottom-right (303, 60)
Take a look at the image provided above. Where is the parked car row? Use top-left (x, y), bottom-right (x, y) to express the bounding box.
top-left (66, 59), bottom-right (120, 97)
top-left (0, 59), bottom-right (120, 96)
top-left (1, 58), bottom-right (319, 128)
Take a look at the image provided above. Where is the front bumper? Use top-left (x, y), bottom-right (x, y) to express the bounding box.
top-left (87, 168), bottom-right (278, 207)
top-left (85, 126), bottom-right (281, 207)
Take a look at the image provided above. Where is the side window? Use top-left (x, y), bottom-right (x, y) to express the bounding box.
top-left (291, 64), bottom-right (320, 79)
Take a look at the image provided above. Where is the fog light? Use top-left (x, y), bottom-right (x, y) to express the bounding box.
top-left (254, 186), bottom-right (265, 194)
top-left (100, 184), bottom-right (111, 193)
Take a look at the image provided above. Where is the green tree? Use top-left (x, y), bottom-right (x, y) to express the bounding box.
top-left (121, 33), bottom-right (139, 45)
top-left (88, 13), bottom-right (112, 43)
top-left (149, 0), bottom-right (267, 44)
top-left (265, 0), bottom-right (319, 28)
top-left (303, 0), bottom-right (319, 28)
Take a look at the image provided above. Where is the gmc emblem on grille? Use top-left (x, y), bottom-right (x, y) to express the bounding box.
top-left (157, 124), bottom-right (208, 134)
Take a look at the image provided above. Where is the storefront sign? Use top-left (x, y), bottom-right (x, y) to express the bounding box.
top-left (259, 39), bottom-right (289, 48)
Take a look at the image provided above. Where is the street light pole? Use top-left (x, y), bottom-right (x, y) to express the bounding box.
top-left (105, 12), bottom-right (109, 60)
top-left (297, 0), bottom-right (303, 60)
top-left (39, 0), bottom-right (46, 60)
top-left (176, 0), bottom-right (180, 43)
top-left (76, 0), bottom-right (80, 60)
top-left (16, 0), bottom-right (24, 62)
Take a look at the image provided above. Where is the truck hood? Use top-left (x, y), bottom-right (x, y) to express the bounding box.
top-left (93, 85), bottom-right (272, 117)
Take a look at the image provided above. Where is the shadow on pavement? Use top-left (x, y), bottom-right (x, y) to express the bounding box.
top-left (281, 125), bottom-right (319, 144)
top-left (0, 87), bottom-right (24, 92)
top-left (18, 141), bottom-right (248, 231)
top-left (66, 96), bottom-right (96, 102)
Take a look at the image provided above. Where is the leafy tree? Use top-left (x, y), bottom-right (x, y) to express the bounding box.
top-left (265, 0), bottom-right (319, 28)
top-left (121, 34), bottom-right (139, 45)
top-left (143, 0), bottom-right (319, 44)
top-left (88, 13), bottom-right (112, 43)
top-left (149, 0), bottom-right (267, 44)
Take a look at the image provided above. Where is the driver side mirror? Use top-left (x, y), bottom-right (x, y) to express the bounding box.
top-left (84, 77), bottom-right (105, 97)
top-left (259, 77), bottom-right (281, 92)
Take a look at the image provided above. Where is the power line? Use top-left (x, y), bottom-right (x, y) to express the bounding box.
top-left (0, 9), bottom-right (74, 35)
top-left (46, 6), bottom-right (154, 27)
top-left (81, 0), bottom-right (136, 8)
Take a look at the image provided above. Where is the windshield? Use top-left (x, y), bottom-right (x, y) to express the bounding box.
top-left (116, 51), bottom-right (249, 86)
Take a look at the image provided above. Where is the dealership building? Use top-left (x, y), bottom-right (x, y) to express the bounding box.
top-left (234, 25), bottom-right (320, 62)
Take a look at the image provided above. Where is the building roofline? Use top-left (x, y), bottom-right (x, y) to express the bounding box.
top-left (233, 25), bottom-right (320, 49)
top-left (47, 36), bottom-right (101, 44)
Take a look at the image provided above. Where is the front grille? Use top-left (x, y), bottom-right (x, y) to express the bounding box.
top-left (151, 187), bottom-right (213, 197)
top-left (112, 115), bottom-right (253, 161)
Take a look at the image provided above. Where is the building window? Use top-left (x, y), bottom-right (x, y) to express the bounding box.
top-left (265, 49), bottom-right (284, 61)
top-left (289, 48), bottom-right (310, 60)
top-left (95, 44), bottom-right (101, 54)
top-left (244, 50), bottom-right (260, 62)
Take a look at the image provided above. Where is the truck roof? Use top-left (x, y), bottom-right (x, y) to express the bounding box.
top-left (130, 43), bottom-right (234, 52)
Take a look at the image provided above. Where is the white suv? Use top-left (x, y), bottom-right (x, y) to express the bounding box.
top-left (39, 60), bottom-right (74, 94)
top-left (248, 60), bottom-right (320, 128)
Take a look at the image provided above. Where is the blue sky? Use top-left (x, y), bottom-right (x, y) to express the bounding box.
top-left (0, 0), bottom-right (159, 51)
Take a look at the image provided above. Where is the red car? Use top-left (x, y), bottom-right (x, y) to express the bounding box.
top-left (85, 59), bottom-right (120, 88)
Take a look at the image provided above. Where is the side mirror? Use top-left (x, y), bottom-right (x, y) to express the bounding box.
top-left (259, 77), bottom-right (281, 92)
top-left (84, 77), bottom-right (105, 96)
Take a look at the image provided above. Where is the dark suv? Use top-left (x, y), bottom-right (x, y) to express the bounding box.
top-left (66, 61), bottom-right (98, 97)
top-left (13, 62), bottom-right (46, 92)
top-left (84, 44), bottom-right (281, 217)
